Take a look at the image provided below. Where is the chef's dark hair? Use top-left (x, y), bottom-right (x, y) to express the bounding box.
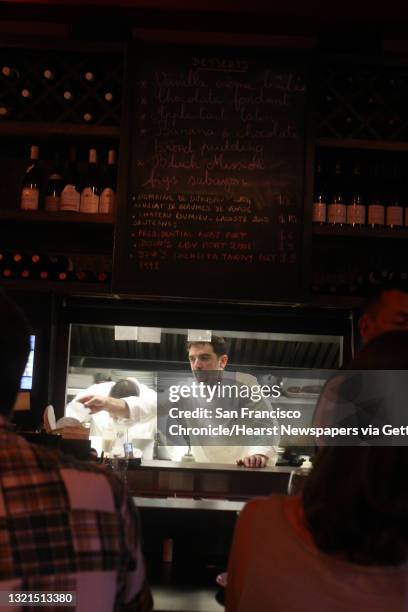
top-left (186, 335), bottom-right (227, 357)
top-left (109, 378), bottom-right (139, 398)
top-left (0, 291), bottom-right (31, 416)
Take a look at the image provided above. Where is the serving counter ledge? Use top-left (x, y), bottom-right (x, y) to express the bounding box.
top-left (127, 459), bottom-right (295, 500)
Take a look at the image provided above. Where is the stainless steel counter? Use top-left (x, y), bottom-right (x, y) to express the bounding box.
top-left (140, 458), bottom-right (295, 474)
top-left (127, 459), bottom-right (297, 499)
top-left (133, 496), bottom-right (244, 511)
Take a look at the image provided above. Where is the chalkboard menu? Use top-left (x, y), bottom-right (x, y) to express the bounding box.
top-left (113, 44), bottom-right (308, 301)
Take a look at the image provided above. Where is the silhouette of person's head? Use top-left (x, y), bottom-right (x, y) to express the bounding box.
top-left (0, 292), bottom-right (30, 417)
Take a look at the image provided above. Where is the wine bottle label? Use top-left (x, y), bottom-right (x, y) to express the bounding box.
top-left (20, 187), bottom-right (39, 210)
top-left (99, 188), bottom-right (115, 213)
top-left (368, 204), bottom-right (384, 226)
top-left (312, 201), bottom-right (326, 223)
top-left (327, 202), bottom-right (346, 224)
top-left (45, 195), bottom-right (60, 211)
top-left (80, 188), bottom-right (99, 213)
top-left (346, 204), bottom-right (365, 226)
top-left (60, 185), bottom-right (80, 211)
top-left (386, 206), bottom-right (403, 227)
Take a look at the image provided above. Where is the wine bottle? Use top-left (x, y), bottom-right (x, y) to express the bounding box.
top-left (20, 80), bottom-right (34, 101)
top-left (62, 82), bottom-right (75, 103)
top-left (101, 81), bottom-right (117, 105)
top-left (56, 270), bottom-right (75, 282)
top-left (368, 194), bottom-right (385, 228)
top-left (367, 162), bottom-right (385, 228)
top-left (346, 162), bottom-right (365, 227)
top-left (20, 268), bottom-right (32, 280)
top-left (96, 271), bottom-right (109, 282)
top-left (80, 148), bottom-right (100, 213)
top-left (2, 266), bottom-right (14, 279)
top-left (386, 196), bottom-right (403, 229)
top-left (20, 145), bottom-right (42, 210)
top-left (386, 164), bottom-right (403, 229)
top-left (42, 65), bottom-right (56, 82)
top-left (60, 148), bottom-right (80, 212)
top-left (30, 253), bottom-right (49, 272)
top-left (82, 102), bottom-right (99, 124)
top-left (99, 149), bottom-right (117, 214)
top-left (38, 269), bottom-right (51, 281)
top-left (11, 252), bottom-right (28, 274)
top-left (312, 159), bottom-right (326, 224)
top-left (103, 89), bottom-right (115, 104)
top-left (327, 161), bottom-right (346, 225)
top-left (44, 154), bottom-right (63, 212)
top-left (1, 64), bottom-right (19, 81)
top-left (74, 270), bottom-right (95, 282)
top-left (83, 67), bottom-right (96, 83)
top-left (0, 94), bottom-right (12, 119)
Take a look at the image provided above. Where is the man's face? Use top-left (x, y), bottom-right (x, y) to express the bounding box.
top-left (188, 343), bottom-right (228, 377)
top-left (359, 290), bottom-right (408, 343)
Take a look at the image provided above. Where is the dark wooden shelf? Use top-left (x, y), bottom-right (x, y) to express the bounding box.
top-left (317, 138), bottom-right (408, 152)
top-left (307, 294), bottom-right (362, 309)
top-left (0, 122), bottom-right (120, 139)
top-left (0, 210), bottom-right (114, 224)
top-left (313, 225), bottom-right (408, 240)
top-left (0, 279), bottom-right (111, 295)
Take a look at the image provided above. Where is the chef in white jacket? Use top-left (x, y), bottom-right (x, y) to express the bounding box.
top-left (165, 336), bottom-right (279, 468)
top-left (66, 378), bottom-right (156, 456)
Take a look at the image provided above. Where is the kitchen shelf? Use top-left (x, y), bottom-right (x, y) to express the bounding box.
top-left (0, 210), bottom-right (114, 224)
top-left (313, 225), bottom-right (408, 240)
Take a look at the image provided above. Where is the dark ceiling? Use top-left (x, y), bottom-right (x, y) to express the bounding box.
top-left (1, 0), bottom-right (408, 43)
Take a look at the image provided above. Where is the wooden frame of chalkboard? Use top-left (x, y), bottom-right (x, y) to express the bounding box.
top-left (113, 41), bottom-right (311, 302)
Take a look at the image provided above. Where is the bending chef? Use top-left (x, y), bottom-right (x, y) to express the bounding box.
top-left (66, 377), bottom-right (157, 454)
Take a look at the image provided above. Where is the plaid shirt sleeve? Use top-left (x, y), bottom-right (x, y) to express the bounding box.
top-left (118, 489), bottom-right (153, 612)
top-left (0, 427), bottom-right (153, 612)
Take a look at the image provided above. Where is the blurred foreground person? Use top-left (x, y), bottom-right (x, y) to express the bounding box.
top-left (227, 331), bottom-right (408, 612)
top-left (358, 284), bottom-right (408, 344)
top-left (0, 291), bottom-right (152, 612)
top-left (227, 444), bottom-right (408, 612)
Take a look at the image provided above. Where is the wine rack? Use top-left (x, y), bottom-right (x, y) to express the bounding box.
top-left (316, 60), bottom-right (408, 141)
top-left (0, 42), bottom-right (123, 295)
top-left (310, 57), bottom-right (408, 306)
top-left (0, 45), bottom-right (123, 126)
